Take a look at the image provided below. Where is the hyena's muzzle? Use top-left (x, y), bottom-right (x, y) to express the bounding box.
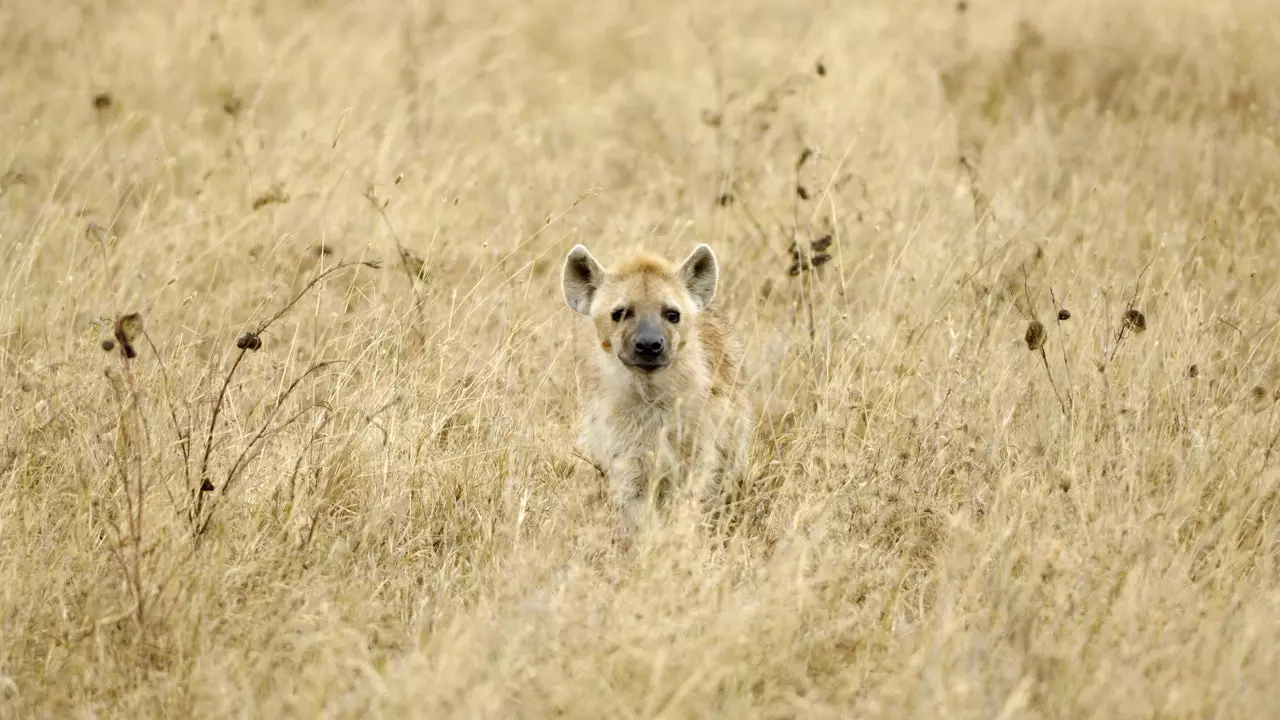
top-left (620, 314), bottom-right (669, 373)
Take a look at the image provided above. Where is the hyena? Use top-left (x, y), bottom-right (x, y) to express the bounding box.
top-left (562, 243), bottom-right (750, 530)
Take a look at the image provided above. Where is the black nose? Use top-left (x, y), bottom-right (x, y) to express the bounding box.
top-left (634, 335), bottom-right (665, 356)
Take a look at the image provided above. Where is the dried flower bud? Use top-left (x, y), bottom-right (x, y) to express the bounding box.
top-left (236, 332), bottom-right (263, 351)
top-left (1025, 320), bottom-right (1047, 351)
top-left (113, 313), bottom-right (143, 359)
top-left (1123, 309), bottom-right (1147, 333)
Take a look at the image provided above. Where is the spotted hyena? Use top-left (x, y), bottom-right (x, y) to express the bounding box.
top-left (562, 243), bottom-right (750, 530)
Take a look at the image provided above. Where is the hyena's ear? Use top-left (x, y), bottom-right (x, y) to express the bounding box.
top-left (678, 244), bottom-right (719, 309)
top-left (563, 244), bottom-right (606, 315)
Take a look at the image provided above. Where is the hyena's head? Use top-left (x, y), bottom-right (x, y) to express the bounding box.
top-left (563, 244), bottom-right (719, 375)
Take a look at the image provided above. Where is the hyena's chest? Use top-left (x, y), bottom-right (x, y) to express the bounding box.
top-left (584, 398), bottom-right (707, 482)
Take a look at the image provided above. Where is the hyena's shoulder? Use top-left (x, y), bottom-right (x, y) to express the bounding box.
top-left (695, 303), bottom-right (743, 401)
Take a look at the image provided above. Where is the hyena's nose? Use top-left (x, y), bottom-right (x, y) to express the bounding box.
top-left (634, 333), bottom-right (665, 357)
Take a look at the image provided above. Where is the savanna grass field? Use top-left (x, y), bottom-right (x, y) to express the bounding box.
top-left (3, 0), bottom-right (1280, 716)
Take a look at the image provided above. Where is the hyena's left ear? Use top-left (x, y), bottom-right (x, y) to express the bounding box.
top-left (679, 244), bottom-right (719, 309)
top-left (563, 244), bottom-right (606, 315)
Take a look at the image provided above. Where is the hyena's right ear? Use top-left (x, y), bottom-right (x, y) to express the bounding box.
top-left (563, 244), bottom-right (605, 315)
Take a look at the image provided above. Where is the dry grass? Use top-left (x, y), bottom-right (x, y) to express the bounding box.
top-left (3, 0), bottom-right (1280, 716)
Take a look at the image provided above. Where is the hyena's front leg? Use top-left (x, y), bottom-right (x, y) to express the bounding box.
top-left (608, 455), bottom-right (659, 533)
top-left (677, 434), bottom-right (725, 509)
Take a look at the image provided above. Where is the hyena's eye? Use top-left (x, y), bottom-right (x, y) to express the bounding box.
top-left (664, 308), bottom-right (681, 324)
top-left (610, 307), bottom-right (631, 323)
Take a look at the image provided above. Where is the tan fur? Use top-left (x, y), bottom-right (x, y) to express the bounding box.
top-left (563, 244), bottom-right (750, 531)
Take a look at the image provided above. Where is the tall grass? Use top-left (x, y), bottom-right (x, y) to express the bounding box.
top-left (2, 0), bottom-right (1279, 716)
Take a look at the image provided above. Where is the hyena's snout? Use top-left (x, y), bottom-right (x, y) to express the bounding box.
top-left (624, 316), bottom-right (669, 372)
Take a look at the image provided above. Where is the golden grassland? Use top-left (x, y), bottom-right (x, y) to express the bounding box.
top-left (3, 0), bottom-right (1280, 716)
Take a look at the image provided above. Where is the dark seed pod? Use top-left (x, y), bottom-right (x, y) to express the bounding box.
top-left (1025, 320), bottom-right (1047, 351)
top-left (796, 185), bottom-right (810, 200)
top-left (236, 332), bottom-right (263, 351)
top-left (1123, 309), bottom-right (1147, 333)
top-left (1057, 308), bottom-right (1071, 321)
top-left (1188, 364), bottom-right (1199, 379)
top-left (200, 479), bottom-right (215, 492)
top-left (101, 338), bottom-right (117, 352)
top-left (811, 235), bottom-right (833, 252)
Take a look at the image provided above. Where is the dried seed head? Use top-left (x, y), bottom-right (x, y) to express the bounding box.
top-left (115, 313), bottom-right (142, 342)
top-left (796, 185), bottom-right (810, 200)
top-left (1188, 364), bottom-right (1199, 379)
top-left (811, 252), bottom-right (832, 267)
top-left (251, 183), bottom-right (289, 211)
top-left (1251, 386), bottom-right (1268, 401)
top-left (236, 332), bottom-right (263, 351)
top-left (815, 60), bottom-right (827, 77)
top-left (113, 313), bottom-right (143, 359)
top-left (1057, 308), bottom-right (1071, 321)
top-left (811, 235), bottom-right (833, 252)
top-left (1025, 320), bottom-right (1047, 351)
top-left (1123, 309), bottom-right (1147, 333)
top-left (92, 92), bottom-right (114, 111)
top-left (312, 243), bottom-right (334, 257)
top-left (101, 338), bottom-right (116, 353)
top-left (797, 148), bottom-right (813, 169)
top-left (399, 246), bottom-right (427, 279)
top-left (716, 192), bottom-right (734, 207)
